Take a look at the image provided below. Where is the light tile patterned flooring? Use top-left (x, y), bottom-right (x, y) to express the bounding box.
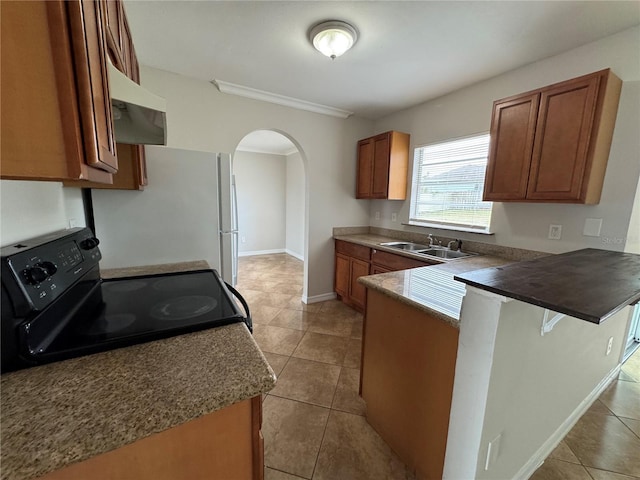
top-left (530, 346), bottom-right (640, 480)
top-left (237, 254), bottom-right (414, 480)
top-left (238, 253), bottom-right (640, 480)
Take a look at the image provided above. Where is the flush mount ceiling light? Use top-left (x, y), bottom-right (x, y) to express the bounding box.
top-left (309, 20), bottom-right (358, 59)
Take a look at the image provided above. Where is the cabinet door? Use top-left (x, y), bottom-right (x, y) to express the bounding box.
top-left (371, 249), bottom-right (433, 271)
top-left (371, 265), bottom-right (392, 275)
top-left (335, 253), bottom-right (350, 298)
top-left (356, 138), bottom-right (374, 198)
top-left (349, 258), bottom-right (370, 310)
top-left (67, 0), bottom-right (118, 174)
top-left (371, 133), bottom-right (391, 198)
top-left (104, 0), bottom-right (124, 71)
top-left (137, 145), bottom-right (148, 186)
top-left (527, 75), bottom-right (600, 201)
top-left (483, 93), bottom-right (539, 201)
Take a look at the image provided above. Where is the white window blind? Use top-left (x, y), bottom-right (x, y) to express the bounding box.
top-left (410, 133), bottom-right (492, 230)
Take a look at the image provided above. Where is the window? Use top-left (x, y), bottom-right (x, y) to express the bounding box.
top-left (410, 133), bottom-right (492, 231)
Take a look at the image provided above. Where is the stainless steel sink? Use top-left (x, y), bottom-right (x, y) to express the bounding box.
top-left (378, 241), bottom-right (477, 260)
top-left (378, 241), bottom-right (432, 251)
top-left (421, 249), bottom-right (476, 259)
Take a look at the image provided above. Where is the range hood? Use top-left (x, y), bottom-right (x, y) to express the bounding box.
top-left (108, 63), bottom-right (167, 145)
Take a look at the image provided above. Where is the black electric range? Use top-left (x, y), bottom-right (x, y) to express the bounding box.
top-left (1, 228), bottom-right (251, 373)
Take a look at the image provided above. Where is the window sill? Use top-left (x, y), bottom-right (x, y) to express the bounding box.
top-left (403, 221), bottom-right (495, 235)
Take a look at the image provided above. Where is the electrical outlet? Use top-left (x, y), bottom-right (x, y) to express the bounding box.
top-left (606, 336), bottom-right (613, 356)
top-left (68, 218), bottom-right (78, 228)
top-left (241, 236), bottom-right (246, 243)
top-left (548, 224), bottom-right (562, 240)
top-left (375, 211), bottom-right (381, 220)
top-left (485, 433), bottom-right (502, 470)
top-left (391, 213), bottom-right (397, 222)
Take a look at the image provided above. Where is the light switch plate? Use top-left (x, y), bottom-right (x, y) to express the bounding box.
top-left (391, 213), bottom-right (397, 222)
top-left (583, 218), bottom-right (603, 237)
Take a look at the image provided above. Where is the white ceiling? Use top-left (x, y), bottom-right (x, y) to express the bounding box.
top-left (123, 1), bottom-right (639, 120)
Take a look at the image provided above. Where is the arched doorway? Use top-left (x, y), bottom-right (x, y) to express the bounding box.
top-left (232, 129), bottom-right (309, 310)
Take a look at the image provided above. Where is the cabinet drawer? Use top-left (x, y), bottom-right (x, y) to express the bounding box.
top-left (335, 240), bottom-right (371, 262)
top-left (371, 249), bottom-right (432, 271)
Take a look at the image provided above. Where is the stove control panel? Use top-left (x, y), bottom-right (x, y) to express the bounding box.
top-left (1, 228), bottom-right (102, 315)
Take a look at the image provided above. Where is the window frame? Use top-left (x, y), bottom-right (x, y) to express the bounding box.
top-left (408, 133), bottom-right (494, 234)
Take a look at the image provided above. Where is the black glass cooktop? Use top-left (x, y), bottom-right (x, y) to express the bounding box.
top-left (42, 269), bottom-right (247, 358)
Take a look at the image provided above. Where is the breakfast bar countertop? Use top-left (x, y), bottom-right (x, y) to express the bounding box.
top-left (455, 248), bottom-right (640, 324)
top-left (0, 262), bottom-right (276, 480)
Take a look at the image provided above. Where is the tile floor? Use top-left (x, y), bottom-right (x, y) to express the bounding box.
top-left (530, 346), bottom-right (640, 480)
top-left (238, 253), bottom-right (640, 480)
top-left (237, 254), bottom-right (414, 480)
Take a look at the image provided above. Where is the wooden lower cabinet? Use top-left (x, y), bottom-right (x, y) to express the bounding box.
top-left (371, 248), bottom-right (435, 271)
top-left (361, 290), bottom-right (459, 480)
top-left (335, 240), bottom-right (436, 312)
top-left (38, 396), bottom-right (265, 480)
top-left (334, 240), bottom-right (372, 312)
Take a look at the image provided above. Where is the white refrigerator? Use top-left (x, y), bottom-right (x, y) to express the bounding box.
top-left (92, 146), bottom-right (239, 286)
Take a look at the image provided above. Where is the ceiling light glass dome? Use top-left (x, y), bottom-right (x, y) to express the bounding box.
top-left (309, 21), bottom-right (358, 59)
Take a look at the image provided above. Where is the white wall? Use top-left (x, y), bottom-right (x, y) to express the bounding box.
top-left (234, 151), bottom-right (286, 255)
top-left (445, 288), bottom-right (631, 479)
top-left (372, 26), bottom-right (640, 254)
top-left (286, 152), bottom-right (305, 260)
top-left (480, 302), bottom-right (629, 479)
top-left (0, 180), bottom-right (85, 246)
top-left (91, 66), bottom-right (372, 299)
top-left (625, 174), bottom-right (640, 254)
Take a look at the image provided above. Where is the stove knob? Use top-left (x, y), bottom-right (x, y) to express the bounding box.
top-left (37, 261), bottom-right (58, 276)
top-left (24, 266), bottom-right (48, 285)
top-left (80, 237), bottom-right (100, 250)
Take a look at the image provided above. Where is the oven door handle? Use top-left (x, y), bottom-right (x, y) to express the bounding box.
top-left (225, 282), bottom-right (252, 333)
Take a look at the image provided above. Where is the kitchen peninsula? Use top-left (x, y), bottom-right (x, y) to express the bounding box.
top-left (0, 262), bottom-right (276, 480)
top-left (343, 230), bottom-right (638, 480)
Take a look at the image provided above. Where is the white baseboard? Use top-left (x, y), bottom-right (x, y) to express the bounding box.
top-left (514, 364), bottom-right (621, 480)
top-left (238, 249), bottom-right (285, 257)
top-left (303, 292), bottom-right (336, 304)
top-left (285, 249), bottom-right (304, 261)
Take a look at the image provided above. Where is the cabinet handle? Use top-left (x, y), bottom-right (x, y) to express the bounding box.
top-left (373, 249), bottom-right (377, 254)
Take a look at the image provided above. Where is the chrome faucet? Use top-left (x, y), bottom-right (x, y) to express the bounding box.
top-left (447, 239), bottom-right (462, 251)
top-left (428, 234), bottom-right (440, 247)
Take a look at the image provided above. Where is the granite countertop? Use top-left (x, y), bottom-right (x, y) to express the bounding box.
top-left (455, 248), bottom-right (640, 324)
top-left (334, 233), bottom-right (513, 326)
top-left (359, 256), bottom-right (513, 327)
top-left (0, 262), bottom-right (276, 480)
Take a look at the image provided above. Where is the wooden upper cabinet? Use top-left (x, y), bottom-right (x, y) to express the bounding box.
top-left (356, 131), bottom-right (410, 200)
top-left (104, 0), bottom-right (125, 71)
top-left (63, 1), bottom-right (146, 191)
top-left (483, 69), bottom-right (622, 204)
top-left (104, 0), bottom-right (138, 80)
top-left (67, 0), bottom-right (118, 174)
top-left (0, 0), bottom-right (115, 183)
top-left (484, 93), bottom-right (539, 201)
top-left (527, 76), bottom-right (600, 201)
top-left (64, 144), bottom-right (147, 190)
top-left (356, 138), bottom-right (374, 198)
